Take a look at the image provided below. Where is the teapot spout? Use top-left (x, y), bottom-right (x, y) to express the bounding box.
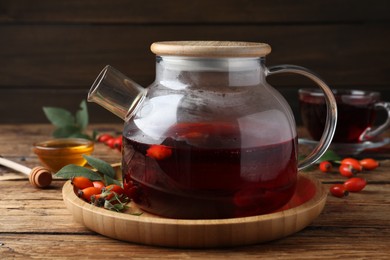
top-left (88, 65), bottom-right (146, 120)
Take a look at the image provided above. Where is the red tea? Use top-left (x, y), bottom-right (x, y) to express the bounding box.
top-left (122, 122), bottom-right (297, 219)
top-left (299, 89), bottom-right (378, 143)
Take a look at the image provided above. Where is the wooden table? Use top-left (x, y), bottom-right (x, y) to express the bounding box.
top-left (0, 124), bottom-right (389, 259)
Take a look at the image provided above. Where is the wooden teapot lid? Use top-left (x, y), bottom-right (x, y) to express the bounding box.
top-left (150, 41), bottom-right (271, 57)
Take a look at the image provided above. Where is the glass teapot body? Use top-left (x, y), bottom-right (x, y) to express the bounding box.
top-left (122, 56), bottom-right (297, 219)
top-left (88, 41), bottom-right (337, 219)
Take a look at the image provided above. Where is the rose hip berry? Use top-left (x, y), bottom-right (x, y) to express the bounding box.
top-left (71, 176), bottom-right (93, 190)
top-left (343, 177), bottom-right (367, 192)
top-left (78, 186), bottom-right (102, 202)
top-left (97, 134), bottom-right (113, 143)
top-left (319, 161), bottom-right (332, 173)
top-left (330, 184), bottom-right (349, 198)
top-left (91, 193), bottom-right (106, 207)
top-left (359, 158), bottom-right (379, 171)
top-left (105, 138), bottom-right (116, 149)
top-left (97, 133), bottom-right (124, 152)
top-left (92, 181), bottom-right (105, 192)
top-left (339, 164), bottom-right (357, 178)
top-left (146, 145), bottom-right (172, 160)
top-left (104, 184), bottom-right (125, 195)
top-left (113, 136), bottom-right (123, 151)
top-left (340, 157), bottom-right (363, 172)
top-left (102, 184), bottom-right (125, 200)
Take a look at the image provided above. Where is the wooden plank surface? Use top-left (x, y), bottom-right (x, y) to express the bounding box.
top-left (0, 181), bottom-right (389, 258)
top-left (2, 231), bottom-right (389, 259)
top-left (0, 124), bottom-right (389, 258)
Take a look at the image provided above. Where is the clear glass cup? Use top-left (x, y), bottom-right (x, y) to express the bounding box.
top-left (300, 88), bottom-right (390, 143)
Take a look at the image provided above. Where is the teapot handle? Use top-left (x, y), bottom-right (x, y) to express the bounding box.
top-left (266, 65), bottom-right (338, 171)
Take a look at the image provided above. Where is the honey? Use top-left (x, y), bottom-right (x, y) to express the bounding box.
top-left (33, 138), bottom-right (94, 172)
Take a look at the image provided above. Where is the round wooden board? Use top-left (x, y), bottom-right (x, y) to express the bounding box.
top-left (62, 174), bottom-right (327, 248)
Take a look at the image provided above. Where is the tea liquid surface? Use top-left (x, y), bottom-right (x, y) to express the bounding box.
top-left (123, 122), bottom-right (297, 219)
top-left (300, 96), bottom-right (376, 143)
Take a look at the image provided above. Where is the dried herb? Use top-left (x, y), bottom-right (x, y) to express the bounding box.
top-left (103, 192), bottom-right (129, 212)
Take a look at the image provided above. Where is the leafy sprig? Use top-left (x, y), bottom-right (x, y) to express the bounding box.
top-left (55, 155), bottom-right (121, 187)
top-left (55, 164), bottom-right (103, 180)
top-left (103, 192), bottom-right (129, 212)
top-left (316, 149), bottom-right (342, 163)
top-left (43, 100), bottom-right (95, 140)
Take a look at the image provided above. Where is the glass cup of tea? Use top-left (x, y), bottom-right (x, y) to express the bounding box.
top-left (299, 88), bottom-right (390, 143)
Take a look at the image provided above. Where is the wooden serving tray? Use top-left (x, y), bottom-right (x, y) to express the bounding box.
top-left (62, 174), bottom-right (327, 248)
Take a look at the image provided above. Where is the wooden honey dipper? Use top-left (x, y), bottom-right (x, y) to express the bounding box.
top-left (0, 157), bottom-right (52, 188)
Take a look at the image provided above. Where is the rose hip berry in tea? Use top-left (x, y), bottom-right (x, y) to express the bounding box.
top-left (299, 89), bottom-right (378, 143)
top-left (122, 122), bottom-right (297, 219)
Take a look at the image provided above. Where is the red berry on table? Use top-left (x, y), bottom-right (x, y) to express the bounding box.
top-left (319, 161), bottom-right (332, 172)
top-left (329, 184), bottom-right (349, 198)
top-left (340, 157), bottom-right (363, 172)
top-left (113, 136), bottom-right (123, 151)
top-left (339, 164), bottom-right (357, 178)
top-left (105, 137), bottom-right (116, 149)
top-left (97, 134), bottom-right (113, 143)
top-left (359, 158), bottom-right (379, 170)
top-left (343, 177), bottom-right (367, 192)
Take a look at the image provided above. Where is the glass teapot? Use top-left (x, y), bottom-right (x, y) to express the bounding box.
top-left (88, 41), bottom-right (337, 219)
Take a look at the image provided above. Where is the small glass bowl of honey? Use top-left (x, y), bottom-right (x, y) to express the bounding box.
top-left (33, 138), bottom-right (94, 172)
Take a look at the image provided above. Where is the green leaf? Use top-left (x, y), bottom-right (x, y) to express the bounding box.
top-left (55, 164), bottom-right (102, 180)
top-left (43, 100), bottom-right (93, 140)
top-left (83, 155), bottom-right (115, 178)
top-left (76, 100), bottom-right (89, 131)
top-left (104, 175), bottom-right (122, 186)
top-left (53, 125), bottom-right (82, 138)
top-left (318, 149), bottom-right (342, 163)
top-left (43, 107), bottom-right (75, 127)
top-left (69, 132), bottom-right (93, 140)
top-left (92, 130), bottom-right (99, 141)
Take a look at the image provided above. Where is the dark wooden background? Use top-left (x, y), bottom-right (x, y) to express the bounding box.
top-left (1, 0), bottom-right (389, 124)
